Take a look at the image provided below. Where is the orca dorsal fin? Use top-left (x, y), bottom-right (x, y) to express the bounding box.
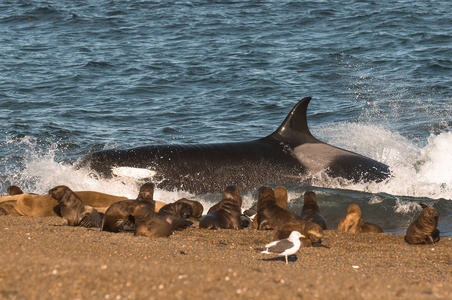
top-left (267, 97), bottom-right (319, 145)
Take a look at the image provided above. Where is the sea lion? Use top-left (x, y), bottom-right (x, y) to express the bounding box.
top-left (74, 191), bottom-right (128, 210)
top-left (132, 203), bottom-right (173, 238)
top-left (255, 186), bottom-right (300, 230)
top-left (405, 204), bottom-right (440, 245)
top-left (101, 201), bottom-right (139, 232)
top-left (16, 193), bottom-right (60, 217)
top-left (175, 198), bottom-right (204, 219)
top-left (102, 183), bottom-right (156, 233)
top-left (274, 186), bottom-right (288, 209)
top-left (240, 215), bottom-right (253, 228)
top-left (359, 218), bottom-right (384, 233)
top-left (157, 212), bottom-right (189, 230)
top-left (7, 185), bottom-right (24, 196)
top-left (135, 182), bottom-right (155, 202)
top-left (49, 185), bottom-right (102, 228)
top-left (0, 200), bottom-right (22, 216)
top-left (0, 188), bottom-right (130, 217)
top-left (299, 191), bottom-right (327, 230)
top-left (338, 204), bottom-right (383, 233)
top-left (157, 202), bottom-right (191, 230)
top-left (250, 186), bottom-right (288, 229)
top-left (158, 202), bottom-right (193, 229)
top-left (1, 183), bottom-right (170, 217)
top-left (159, 202), bottom-right (194, 219)
top-left (199, 185), bottom-right (242, 230)
top-left (207, 201), bottom-right (221, 214)
top-left (273, 220), bottom-right (324, 247)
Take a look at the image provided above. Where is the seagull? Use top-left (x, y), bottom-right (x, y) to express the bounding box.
top-left (261, 231), bottom-right (305, 264)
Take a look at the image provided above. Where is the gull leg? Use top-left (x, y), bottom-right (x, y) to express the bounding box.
top-left (285, 255), bottom-right (288, 264)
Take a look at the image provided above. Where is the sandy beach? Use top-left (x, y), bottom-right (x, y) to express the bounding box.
top-left (0, 215), bottom-right (451, 299)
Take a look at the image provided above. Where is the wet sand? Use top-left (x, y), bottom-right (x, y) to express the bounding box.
top-left (1, 216), bottom-right (451, 299)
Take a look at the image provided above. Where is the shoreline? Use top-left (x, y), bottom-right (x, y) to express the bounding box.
top-left (1, 216), bottom-right (452, 299)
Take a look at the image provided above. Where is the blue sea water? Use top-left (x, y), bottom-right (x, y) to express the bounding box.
top-left (0, 0), bottom-right (451, 236)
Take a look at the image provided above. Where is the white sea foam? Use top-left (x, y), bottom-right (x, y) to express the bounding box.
top-left (393, 198), bottom-right (422, 214)
top-left (315, 124), bottom-right (452, 200)
top-left (2, 126), bottom-right (451, 205)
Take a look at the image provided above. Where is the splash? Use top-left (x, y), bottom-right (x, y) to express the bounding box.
top-left (314, 124), bottom-right (452, 200)
top-left (1, 127), bottom-right (451, 203)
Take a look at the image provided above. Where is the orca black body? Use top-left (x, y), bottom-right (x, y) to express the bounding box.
top-left (79, 97), bottom-right (390, 194)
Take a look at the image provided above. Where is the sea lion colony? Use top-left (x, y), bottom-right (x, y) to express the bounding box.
top-left (0, 183), bottom-right (441, 257)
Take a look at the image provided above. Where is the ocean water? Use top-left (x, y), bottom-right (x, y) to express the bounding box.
top-left (1, 0), bottom-right (451, 237)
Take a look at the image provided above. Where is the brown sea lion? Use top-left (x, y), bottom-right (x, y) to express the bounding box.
top-left (101, 201), bottom-right (139, 232)
top-left (102, 183), bottom-right (156, 233)
top-left (7, 185), bottom-right (24, 196)
top-left (199, 185), bottom-right (242, 230)
top-left (16, 193), bottom-right (60, 217)
top-left (175, 198), bottom-right (204, 219)
top-left (1, 182), bottom-right (169, 217)
top-left (77, 191), bottom-right (164, 213)
top-left (132, 203), bottom-right (173, 238)
top-left (49, 185), bottom-right (102, 228)
top-left (207, 201), bottom-right (221, 214)
top-left (255, 186), bottom-right (299, 230)
top-left (157, 212), bottom-right (189, 231)
top-left (405, 204), bottom-right (440, 245)
top-left (274, 185), bottom-right (288, 209)
top-left (359, 218), bottom-right (383, 233)
top-left (250, 186), bottom-right (288, 229)
top-left (135, 182), bottom-right (155, 203)
top-left (74, 191), bottom-right (128, 209)
top-left (299, 191), bottom-right (327, 230)
top-left (273, 220), bottom-right (324, 247)
top-left (159, 202), bottom-right (193, 219)
top-left (207, 198), bottom-right (252, 228)
top-left (157, 200), bottom-right (192, 230)
top-left (338, 204), bottom-right (383, 233)
top-left (0, 200), bottom-right (23, 216)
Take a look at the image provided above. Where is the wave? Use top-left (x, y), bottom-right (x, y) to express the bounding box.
top-left (2, 124), bottom-right (451, 200)
top-left (314, 124), bottom-right (452, 200)
top-left (1, 125), bottom-right (451, 237)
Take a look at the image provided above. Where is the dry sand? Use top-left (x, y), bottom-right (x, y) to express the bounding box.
top-left (1, 215), bottom-right (451, 299)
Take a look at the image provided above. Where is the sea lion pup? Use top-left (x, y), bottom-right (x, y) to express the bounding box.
top-left (102, 182), bottom-right (156, 233)
top-left (7, 185), bottom-right (24, 196)
top-left (299, 191), bottom-right (327, 230)
top-left (157, 211), bottom-right (190, 230)
top-left (274, 185), bottom-right (288, 209)
top-left (206, 199), bottom-right (252, 228)
top-left (199, 185), bottom-right (242, 230)
top-left (159, 202), bottom-right (194, 219)
top-left (157, 202), bottom-right (192, 230)
top-left (255, 186), bottom-right (300, 230)
top-left (338, 204), bottom-right (383, 233)
top-left (49, 185), bottom-right (102, 228)
top-left (405, 203), bottom-right (440, 245)
top-left (274, 220), bottom-right (324, 247)
top-left (250, 186), bottom-right (288, 229)
top-left (101, 201), bottom-right (139, 232)
top-left (158, 201), bottom-right (193, 229)
top-left (359, 218), bottom-right (383, 233)
top-left (175, 198), bottom-right (204, 219)
top-left (0, 200), bottom-right (22, 216)
top-left (132, 203), bottom-right (173, 238)
top-left (135, 182), bottom-right (155, 203)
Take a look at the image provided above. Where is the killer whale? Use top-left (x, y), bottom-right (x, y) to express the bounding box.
top-left (79, 97), bottom-right (390, 194)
